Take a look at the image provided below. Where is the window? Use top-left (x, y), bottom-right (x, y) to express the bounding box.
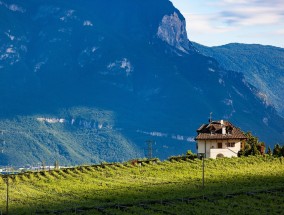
top-left (227, 142), bottom-right (235, 147)
top-left (218, 142), bottom-right (222, 148)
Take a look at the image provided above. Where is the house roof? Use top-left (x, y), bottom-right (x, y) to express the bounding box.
top-left (195, 120), bottom-right (247, 140)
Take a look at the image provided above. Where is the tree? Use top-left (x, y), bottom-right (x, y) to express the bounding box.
top-left (281, 145), bottom-right (284, 157)
top-left (273, 144), bottom-right (282, 157)
top-left (251, 143), bottom-right (260, 156)
top-left (238, 132), bottom-right (265, 156)
top-left (267, 146), bottom-right (272, 156)
top-left (186, 150), bottom-right (194, 156)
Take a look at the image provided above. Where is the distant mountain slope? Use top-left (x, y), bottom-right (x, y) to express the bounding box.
top-left (1, 0), bottom-right (284, 166)
top-left (193, 43), bottom-right (284, 118)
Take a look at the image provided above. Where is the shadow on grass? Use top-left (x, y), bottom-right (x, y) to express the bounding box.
top-left (1, 171), bottom-right (284, 214)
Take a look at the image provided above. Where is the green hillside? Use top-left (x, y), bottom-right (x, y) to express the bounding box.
top-left (0, 107), bottom-right (142, 166)
top-left (1, 156), bottom-right (284, 214)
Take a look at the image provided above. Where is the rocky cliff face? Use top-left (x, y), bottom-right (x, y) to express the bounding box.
top-left (157, 12), bottom-right (191, 53)
top-left (1, 0), bottom-right (284, 166)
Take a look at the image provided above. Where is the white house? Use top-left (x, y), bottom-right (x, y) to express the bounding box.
top-left (195, 120), bottom-right (247, 159)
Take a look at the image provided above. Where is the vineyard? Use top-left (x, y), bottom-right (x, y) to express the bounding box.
top-left (0, 156), bottom-right (284, 214)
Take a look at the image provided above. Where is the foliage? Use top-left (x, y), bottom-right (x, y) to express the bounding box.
top-left (267, 146), bottom-right (272, 156)
top-left (168, 153), bottom-right (197, 162)
top-left (273, 144), bottom-right (282, 157)
top-left (186, 150), bottom-right (194, 156)
top-left (272, 143), bottom-right (284, 157)
top-left (238, 132), bottom-right (265, 156)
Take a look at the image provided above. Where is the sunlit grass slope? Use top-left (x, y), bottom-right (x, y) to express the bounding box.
top-left (0, 156), bottom-right (284, 214)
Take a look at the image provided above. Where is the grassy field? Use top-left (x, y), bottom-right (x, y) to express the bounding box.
top-left (0, 156), bottom-right (284, 214)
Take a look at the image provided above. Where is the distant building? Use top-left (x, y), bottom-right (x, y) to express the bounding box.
top-left (195, 120), bottom-right (247, 158)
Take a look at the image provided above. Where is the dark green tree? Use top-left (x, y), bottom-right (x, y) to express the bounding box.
top-left (281, 145), bottom-right (284, 157)
top-left (251, 143), bottom-right (260, 155)
top-left (273, 144), bottom-right (282, 157)
top-left (238, 149), bottom-right (245, 157)
top-left (267, 146), bottom-right (272, 156)
top-left (238, 132), bottom-right (265, 156)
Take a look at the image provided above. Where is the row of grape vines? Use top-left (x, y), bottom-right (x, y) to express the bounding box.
top-left (0, 156), bottom-right (283, 214)
top-left (35, 187), bottom-right (284, 214)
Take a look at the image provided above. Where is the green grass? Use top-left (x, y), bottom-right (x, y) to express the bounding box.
top-left (0, 156), bottom-right (284, 214)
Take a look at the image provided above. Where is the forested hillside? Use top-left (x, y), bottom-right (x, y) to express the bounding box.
top-left (193, 43), bottom-right (284, 118)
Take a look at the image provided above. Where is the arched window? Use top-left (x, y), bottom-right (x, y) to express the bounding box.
top-left (216, 153), bottom-right (224, 158)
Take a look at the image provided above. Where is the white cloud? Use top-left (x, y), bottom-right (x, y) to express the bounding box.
top-left (210, 0), bottom-right (284, 27)
top-left (275, 29), bottom-right (284, 35)
top-left (217, 6), bottom-right (284, 27)
top-left (173, 0), bottom-right (284, 47)
top-left (183, 13), bottom-right (236, 37)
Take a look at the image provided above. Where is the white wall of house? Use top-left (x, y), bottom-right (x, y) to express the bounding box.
top-left (197, 139), bottom-right (241, 159)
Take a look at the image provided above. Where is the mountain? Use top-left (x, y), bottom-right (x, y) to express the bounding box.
top-left (193, 42), bottom-right (284, 118)
top-left (1, 0), bottom-right (284, 166)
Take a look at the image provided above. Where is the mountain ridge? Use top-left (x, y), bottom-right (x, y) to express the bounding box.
top-left (193, 42), bottom-right (284, 118)
top-left (1, 0), bottom-right (284, 166)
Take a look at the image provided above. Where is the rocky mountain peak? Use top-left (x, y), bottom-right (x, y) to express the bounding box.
top-left (157, 12), bottom-right (191, 53)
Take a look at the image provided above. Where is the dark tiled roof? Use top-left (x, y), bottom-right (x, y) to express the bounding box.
top-left (195, 120), bottom-right (247, 140)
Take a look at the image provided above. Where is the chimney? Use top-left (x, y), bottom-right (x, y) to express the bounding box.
top-left (221, 120), bottom-right (226, 135)
top-left (222, 127), bottom-right (226, 135)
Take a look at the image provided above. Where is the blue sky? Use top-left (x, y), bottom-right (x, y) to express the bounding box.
top-left (170, 0), bottom-right (284, 48)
